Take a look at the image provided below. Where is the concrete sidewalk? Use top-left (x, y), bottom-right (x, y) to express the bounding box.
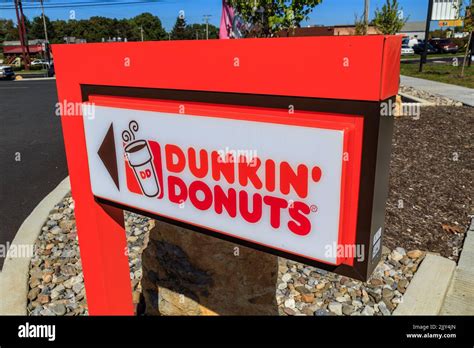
top-left (400, 75), bottom-right (474, 107)
top-left (441, 219), bottom-right (474, 315)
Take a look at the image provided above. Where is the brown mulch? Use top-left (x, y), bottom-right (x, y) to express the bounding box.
top-left (384, 106), bottom-right (474, 261)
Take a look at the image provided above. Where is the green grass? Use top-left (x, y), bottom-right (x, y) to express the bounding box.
top-left (401, 53), bottom-right (464, 60)
top-left (400, 63), bottom-right (474, 89)
top-left (16, 69), bottom-right (47, 75)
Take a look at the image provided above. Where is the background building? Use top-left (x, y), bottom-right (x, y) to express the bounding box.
top-left (398, 21), bottom-right (426, 40)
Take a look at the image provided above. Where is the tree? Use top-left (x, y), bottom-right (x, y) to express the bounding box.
top-left (0, 19), bottom-right (19, 42)
top-left (170, 15), bottom-right (189, 40)
top-left (227, 0), bottom-right (323, 38)
top-left (130, 13), bottom-right (167, 41)
top-left (2, 13), bottom-right (216, 44)
top-left (373, 0), bottom-right (407, 35)
top-left (354, 14), bottom-right (367, 35)
top-left (430, 28), bottom-right (448, 39)
top-left (52, 19), bottom-right (72, 43)
top-left (29, 15), bottom-right (55, 41)
top-left (87, 16), bottom-right (116, 42)
top-left (187, 23), bottom-right (219, 39)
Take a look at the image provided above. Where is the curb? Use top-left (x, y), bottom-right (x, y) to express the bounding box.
top-left (398, 92), bottom-right (436, 107)
top-left (400, 75), bottom-right (474, 108)
top-left (0, 177), bottom-right (70, 315)
top-left (441, 218), bottom-right (474, 315)
top-left (393, 253), bottom-right (456, 315)
top-left (14, 77), bottom-right (56, 81)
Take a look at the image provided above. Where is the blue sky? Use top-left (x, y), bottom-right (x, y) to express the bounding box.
top-left (0, 0), bottom-right (430, 31)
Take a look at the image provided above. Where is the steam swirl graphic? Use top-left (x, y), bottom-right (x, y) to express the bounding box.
top-left (122, 120), bottom-right (139, 143)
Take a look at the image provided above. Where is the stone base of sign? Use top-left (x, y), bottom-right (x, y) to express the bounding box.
top-left (140, 221), bottom-right (279, 315)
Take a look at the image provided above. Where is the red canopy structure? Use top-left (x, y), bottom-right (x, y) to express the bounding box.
top-left (3, 44), bottom-right (43, 55)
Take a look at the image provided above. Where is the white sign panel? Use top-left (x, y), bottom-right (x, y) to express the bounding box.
top-left (82, 103), bottom-right (348, 265)
top-left (431, 0), bottom-right (460, 21)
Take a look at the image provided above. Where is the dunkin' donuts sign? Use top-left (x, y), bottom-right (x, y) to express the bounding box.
top-left (83, 96), bottom-right (363, 266)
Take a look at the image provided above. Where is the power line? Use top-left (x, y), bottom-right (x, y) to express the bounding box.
top-left (0, 0), bottom-right (165, 10)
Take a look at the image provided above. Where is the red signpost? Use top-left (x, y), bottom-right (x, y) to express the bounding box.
top-left (53, 36), bottom-right (401, 315)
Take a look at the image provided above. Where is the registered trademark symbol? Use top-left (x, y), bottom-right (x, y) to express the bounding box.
top-left (310, 205), bottom-right (318, 213)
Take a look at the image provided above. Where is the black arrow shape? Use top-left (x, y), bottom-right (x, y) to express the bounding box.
top-left (97, 123), bottom-right (120, 191)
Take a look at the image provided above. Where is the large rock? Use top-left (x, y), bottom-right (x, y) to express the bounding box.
top-left (141, 221), bottom-right (279, 315)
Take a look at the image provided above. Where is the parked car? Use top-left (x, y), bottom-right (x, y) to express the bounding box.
top-left (402, 37), bottom-right (419, 48)
top-left (401, 44), bottom-right (415, 55)
top-left (413, 42), bottom-right (437, 55)
top-left (31, 59), bottom-right (52, 67)
top-left (0, 65), bottom-right (15, 80)
top-left (429, 38), bottom-right (459, 54)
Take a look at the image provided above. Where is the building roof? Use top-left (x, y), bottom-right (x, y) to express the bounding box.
top-left (400, 21), bottom-right (427, 33)
top-left (3, 39), bottom-right (46, 46)
top-left (3, 45), bottom-right (43, 54)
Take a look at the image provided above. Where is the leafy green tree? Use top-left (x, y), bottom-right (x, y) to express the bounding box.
top-left (430, 28), bottom-right (448, 39)
top-left (87, 16), bottom-right (116, 42)
top-left (187, 23), bottom-right (219, 39)
top-left (354, 14), bottom-right (367, 35)
top-left (373, 0), bottom-right (408, 35)
top-left (227, 0), bottom-right (323, 37)
top-left (51, 19), bottom-right (72, 43)
top-left (0, 19), bottom-right (19, 42)
top-left (130, 13), bottom-right (167, 41)
top-left (2, 12), bottom-right (219, 45)
top-left (29, 15), bottom-right (55, 41)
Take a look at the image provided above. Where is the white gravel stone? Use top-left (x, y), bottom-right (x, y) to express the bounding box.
top-left (284, 298), bottom-right (296, 309)
top-left (328, 302), bottom-right (343, 315)
top-left (361, 305), bottom-right (375, 316)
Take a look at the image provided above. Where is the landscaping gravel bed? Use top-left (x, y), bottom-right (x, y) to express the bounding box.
top-left (26, 196), bottom-right (153, 316)
top-left (27, 194), bottom-right (425, 316)
top-left (277, 247), bottom-right (424, 316)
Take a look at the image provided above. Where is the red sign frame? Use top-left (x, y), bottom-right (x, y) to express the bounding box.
top-left (53, 35), bottom-right (401, 315)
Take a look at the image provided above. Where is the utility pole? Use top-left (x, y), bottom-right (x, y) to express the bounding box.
top-left (14, 0), bottom-right (30, 70)
top-left (39, 0), bottom-right (51, 73)
top-left (140, 26), bottom-right (144, 41)
top-left (203, 14), bottom-right (212, 39)
top-left (419, 0), bottom-right (434, 72)
top-left (364, 0), bottom-right (370, 34)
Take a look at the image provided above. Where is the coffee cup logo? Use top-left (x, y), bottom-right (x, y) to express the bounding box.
top-left (123, 121), bottom-right (160, 197)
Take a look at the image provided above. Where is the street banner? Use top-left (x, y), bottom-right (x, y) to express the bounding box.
top-left (219, 0), bottom-right (235, 39)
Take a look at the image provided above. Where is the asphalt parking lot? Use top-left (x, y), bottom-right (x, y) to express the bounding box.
top-left (0, 79), bottom-right (68, 269)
